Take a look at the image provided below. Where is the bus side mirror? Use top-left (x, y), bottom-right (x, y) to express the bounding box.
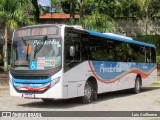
top-left (70, 46), bottom-right (75, 57)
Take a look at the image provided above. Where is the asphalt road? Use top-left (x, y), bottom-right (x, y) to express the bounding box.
top-left (0, 83), bottom-right (160, 120)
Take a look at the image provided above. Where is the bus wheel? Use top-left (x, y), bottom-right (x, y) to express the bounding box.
top-left (81, 81), bottom-right (94, 104)
top-left (42, 99), bottom-right (54, 103)
top-left (132, 77), bottom-right (141, 94)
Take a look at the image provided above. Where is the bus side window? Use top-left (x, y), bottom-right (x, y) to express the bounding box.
top-left (65, 41), bottom-right (81, 61)
top-left (146, 47), bottom-right (151, 63)
top-left (125, 44), bottom-right (133, 62)
top-left (81, 34), bottom-right (91, 60)
top-left (107, 41), bottom-right (115, 61)
top-left (82, 46), bottom-right (91, 60)
top-left (74, 42), bottom-right (81, 60)
top-left (65, 41), bottom-right (74, 61)
top-left (151, 47), bottom-right (156, 63)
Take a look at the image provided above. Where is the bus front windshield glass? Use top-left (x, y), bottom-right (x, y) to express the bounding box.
top-left (11, 38), bottom-right (61, 70)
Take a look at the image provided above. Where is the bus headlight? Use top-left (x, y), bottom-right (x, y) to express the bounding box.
top-left (50, 77), bottom-right (60, 87)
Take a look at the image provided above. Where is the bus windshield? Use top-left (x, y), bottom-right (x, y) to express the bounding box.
top-left (11, 38), bottom-right (62, 70)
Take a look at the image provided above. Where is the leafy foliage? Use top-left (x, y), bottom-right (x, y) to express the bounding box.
top-left (0, 0), bottom-right (35, 29)
top-left (81, 11), bottom-right (115, 32)
top-left (50, 0), bottom-right (64, 13)
top-left (117, 0), bottom-right (141, 17)
top-left (0, 0), bottom-right (36, 70)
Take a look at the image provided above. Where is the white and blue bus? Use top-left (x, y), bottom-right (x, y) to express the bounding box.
top-left (10, 24), bottom-right (157, 103)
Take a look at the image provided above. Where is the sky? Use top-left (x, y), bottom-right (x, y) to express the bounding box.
top-left (38, 0), bottom-right (50, 6)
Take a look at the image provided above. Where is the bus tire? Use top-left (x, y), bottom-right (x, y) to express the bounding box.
top-left (81, 81), bottom-right (94, 104)
top-left (132, 76), bottom-right (141, 94)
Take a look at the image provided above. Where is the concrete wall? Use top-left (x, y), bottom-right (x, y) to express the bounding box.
top-left (114, 17), bottom-right (160, 37)
top-left (0, 17), bottom-right (159, 40)
top-left (39, 17), bottom-right (160, 37)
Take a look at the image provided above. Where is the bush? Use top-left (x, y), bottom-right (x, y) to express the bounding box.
top-left (157, 56), bottom-right (160, 69)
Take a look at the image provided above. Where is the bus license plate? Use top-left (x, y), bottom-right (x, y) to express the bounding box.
top-left (23, 93), bottom-right (34, 98)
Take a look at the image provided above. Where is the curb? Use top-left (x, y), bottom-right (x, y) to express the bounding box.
top-left (0, 77), bottom-right (9, 88)
top-left (0, 86), bottom-right (9, 90)
top-left (0, 79), bottom-right (9, 90)
top-left (0, 73), bottom-right (9, 90)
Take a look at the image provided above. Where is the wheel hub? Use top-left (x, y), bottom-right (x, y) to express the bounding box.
top-left (84, 83), bottom-right (92, 99)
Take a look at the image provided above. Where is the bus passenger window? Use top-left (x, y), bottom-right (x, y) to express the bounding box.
top-left (82, 47), bottom-right (91, 60)
top-left (151, 48), bottom-right (156, 63)
top-left (65, 41), bottom-right (74, 61)
top-left (74, 42), bottom-right (81, 60)
top-left (146, 47), bottom-right (151, 63)
top-left (65, 41), bottom-right (81, 61)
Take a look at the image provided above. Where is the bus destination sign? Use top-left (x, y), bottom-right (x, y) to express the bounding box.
top-left (14, 26), bottom-right (59, 37)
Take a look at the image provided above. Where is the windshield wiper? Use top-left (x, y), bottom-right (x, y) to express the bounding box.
top-left (21, 37), bottom-right (30, 60)
top-left (22, 37), bottom-right (27, 46)
top-left (34, 36), bottom-right (47, 58)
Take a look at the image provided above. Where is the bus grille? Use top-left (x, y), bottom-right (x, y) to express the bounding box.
top-left (13, 76), bottom-right (49, 80)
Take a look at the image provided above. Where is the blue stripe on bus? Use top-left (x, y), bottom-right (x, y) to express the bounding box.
top-left (86, 30), bottom-right (156, 48)
top-left (12, 77), bottom-right (51, 84)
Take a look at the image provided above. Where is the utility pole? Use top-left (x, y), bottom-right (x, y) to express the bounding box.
top-left (3, 26), bottom-right (8, 72)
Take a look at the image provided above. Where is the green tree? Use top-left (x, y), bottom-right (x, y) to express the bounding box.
top-left (116, 0), bottom-right (141, 17)
top-left (50, 0), bottom-right (64, 13)
top-left (82, 11), bottom-right (115, 32)
top-left (138, 0), bottom-right (160, 35)
top-left (50, 0), bottom-right (79, 23)
top-left (51, 0), bottom-right (116, 32)
top-left (0, 0), bottom-right (35, 71)
top-left (32, 0), bottom-right (40, 23)
top-left (79, 0), bottom-right (116, 32)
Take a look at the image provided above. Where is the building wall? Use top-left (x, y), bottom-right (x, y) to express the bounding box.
top-left (40, 17), bottom-right (160, 37)
top-left (114, 18), bottom-right (160, 37)
top-left (40, 18), bottom-right (79, 24)
top-left (0, 18), bottom-right (159, 41)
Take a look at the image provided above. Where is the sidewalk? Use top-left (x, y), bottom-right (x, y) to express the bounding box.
top-left (0, 71), bottom-right (9, 89)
